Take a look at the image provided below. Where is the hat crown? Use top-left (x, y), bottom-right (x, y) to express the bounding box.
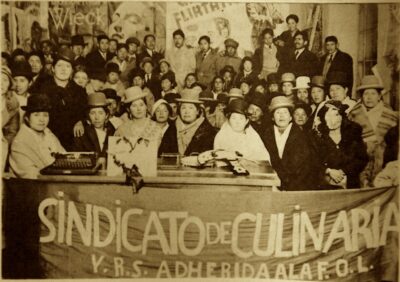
top-left (281, 72), bottom-right (295, 82)
top-left (23, 94), bottom-right (52, 112)
top-left (12, 61), bottom-right (32, 78)
top-left (294, 76), bottom-right (310, 88)
top-left (249, 92), bottom-right (267, 110)
top-left (88, 92), bottom-right (108, 107)
top-left (224, 38), bottom-right (239, 48)
top-left (326, 71), bottom-right (348, 86)
top-left (71, 35), bottom-right (85, 45)
top-left (123, 86), bottom-right (147, 103)
top-left (310, 75), bottom-right (325, 87)
top-left (229, 88), bottom-right (243, 97)
top-left (269, 95), bottom-right (294, 112)
top-left (180, 87), bottom-right (202, 102)
top-left (56, 47), bottom-right (75, 63)
top-left (357, 75), bottom-right (383, 90)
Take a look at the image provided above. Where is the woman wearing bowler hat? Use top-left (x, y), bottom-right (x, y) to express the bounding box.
top-left (308, 75), bottom-right (328, 130)
top-left (9, 94), bottom-right (65, 179)
top-left (261, 95), bottom-right (316, 190)
top-left (214, 99), bottom-right (270, 162)
top-left (348, 75), bottom-right (398, 187)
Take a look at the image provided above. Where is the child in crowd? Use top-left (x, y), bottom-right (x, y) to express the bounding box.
top-left (160, 72), bottom-right (178, 98)
top-left (73, 69), bottom-right (90, 89)
top-left (103, 62), bottom-right (125, 97)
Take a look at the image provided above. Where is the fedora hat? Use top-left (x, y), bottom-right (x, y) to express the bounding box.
top-left (281, 72), bottom-right (296, 84)
top-left (326, 71), bottom-right (349, 88)
top-left (54, 47), bottom-right (75, 65)
top-left (21, 94), bottom-right (52, 112)
top-left (228, 88), bottom-right (244, 99)
top-left (11, 61), bottom-right (33, 80)
top-left (71, 35), bottom-right (86, 46)
top-left (122, 86), bottom-right (147, 104)
top-left (225, 98), bottom-right (248, 116)
top-left (357, 75), bottom-right (384, 92)
top-left (269, 95), bottom-right (294, 113)
top-left (224, 38), bottom-right (239, 49)
top-left (88, 92), bottom-right (108, 108)
top-left (309, 75), bottom-right (325, 89)
top-left (176, 86), bottom-right (203, 104)
top-left (293, 76), bottom-right (311, 90)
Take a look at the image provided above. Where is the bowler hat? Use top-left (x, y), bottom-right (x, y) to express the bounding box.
top-left (228, 88), bottom-right (244, 99)
top-left (225, 98), bottom-right (248, 116)
top-left (71, 35), bottom-right (86, 46)
top-left (122, 86), bottom-right (147, 104)
top-left (164, 93), bottom-right (181, 104)
top-left (21, 94), bottom-right (52, 112)
top-left (54, 47), bottom-right (75, 65)
top-left (248, 92), bottom-right (267, 112)
top-left (102, 88), bottom-right (120, 102)
top-left (293, 102), bottom-right (312, 116)
top-left (224, 38), bottom-right (239, 49)
top-left (176, 86), bottom-right (204, 104)
top-left (267, 73), bottom-right (279, 85)
top-left (199, 90), bottom-right (215, 102)
top-left (106, 62), bottom-right (121, 75)
top-left (309, 75), bottom-right (325, 89)
top-left (269, 95), bottom-right (294, 113)
top-left (357, 75), bottom-right (384, 92)
top-left (140, 57), bottom-right (154, 69)
top-left (293, 76), bottom-right (311, 90)
top-left (326, 71), bottom-right (349, 88)
top-left (281, 72), bottom-right (296, 84)
top-left (126, 37), bottom-right (140, 46)
top-left (88, 92), bottom-right (108, 108)
top-left (11, 61), bottom-right (33, 80)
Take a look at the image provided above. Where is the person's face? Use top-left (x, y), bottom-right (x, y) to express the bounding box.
top-left (160, 62), bottom-right (169, 74)
top-left (89, 107), bottom-right (108, 129)
top-left (180, 103), bottom-right (199, 124)
top-left (311, 87), bottom-right (325, 104)
top-left (13, 76), bottom-right (29, 95)
top-left (293, 108), bottom-right (308, 126)
top-left (109, 41), bottom-right (118, 53)
top-left (53, 60), bottom-right (73, 81)
top-left (128, 43), bottom-right (138, 54)
top-left (107, 98), bottom-right (118, 116)
top-left (169, 103), bottom-right (178, 117)
top-left (287, 19), bottom-right (297, 31)
top-left (296, 88), bottom-right (309, 104)
top-left (129, 99), bottom-right (147, 119)
top-left (226, 46), bottom-right (236, 57)
top-left (1, 74), bottom-right (11, 95)
top-left (27, 112), bottom-right (49, 132)
top-left (325, 108), bottom-right (342, 130)
top-left (223, 72), bottom-right (232, 83)
top-left (214, 78), bottom-right (224, 91)
top-left (132, 76), bottom-right (144, 87)
top-left (282, 82), bottom-right (294, 96)
top-left (42, 42), bottom-right (51, 54)
top-left (362, 89), bottom-right (381, 109)
top-left (229, 112), bottom-right (248, 133)
top-left (268, 83), bottom-right (279, 93)
top-left (155, 103), bottom-right (170, 123)
top-left (99, 39), bottom-right (109, 53)
top-left (294, 34), bottom-right (306, 49)
top-left (325, 41), bottom-right (338, 54)
top-left (73, 71), bottom-right (89, 88)
top-left (117, 48), bottom-right (128, 61)
top-left (107, 72), bottom-right (120, 84)
top-left (90, 79), bottom-right (104, 92)
top-left (145, 36), bottom-right (156, 50)
top-left (273, 108), bottom-right (292, 128)
top-left (240, 82), bottom-right (250, 95)
top-left (329, 84), bottom-right (347, 102)
top-left (199, 39), bottom-right (210, 52)
top-left (243, 60), bottom-right (253, 72)
top-left (255, 85), bottom-right (265, 93)
top-left (185, 75), bottom-right (196, 88)
top-left (28, 55), bottom-right (43, 74)
top-left (161, 79), bottom-right (173, 92)
top-left (263, 33), bottom-right (273, 46)
top-left (247, 104), bottom-right (263, 122)
top-left (143, 62), bottom-right (153, 74)
top-left (173, 35), bottom-right (184, 48)
top-left (72, 45), bottom-right (83, 57)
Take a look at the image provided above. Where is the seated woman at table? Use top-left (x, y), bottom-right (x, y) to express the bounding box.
top-left (159, 87), bottom-right (217, 156)
top-left (214, 98), bottom-right (270, 162)
top-left (9, 94), bottom-right (65, 179)
top-left (73, 92), bottom-right (115, 169)
top-left (115, 86), bottom-right (162, 145)
top-left (312, 100), bottom-right (368, 189)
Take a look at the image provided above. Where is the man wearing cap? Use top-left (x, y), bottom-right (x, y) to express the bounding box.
top-left (326, 71), bottom-right (356, 114)
top-left (71, 35), bottom-right (87, 68)
top-left (85, 34), bottom-right (114, 77)
top-left (261, 95), bottom-right (316, 190)
top-left (39, 47), bottom-right (88, 151)
top-left (141, 57), bottom-right (162, 101)
top-left (165, 29), bottom-right (196, 90)
top-left (196, 35), bottom-right (218, 88)
top-left (216, 38), bottom-right (241, 75)
top-left (348, 75), bottom-right (398, 187)
top-left (137, 34), bottom-right (164, 71)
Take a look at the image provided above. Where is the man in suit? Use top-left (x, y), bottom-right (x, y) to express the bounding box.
top-left (215, 39), bottom-right (242, 75)
top-left (278, 31), bottom-right (318, 78)
top-left (195, 35), bottom-right (218, 89)
top-left (319, 36), bottom-right (353, 93)
top-left (85, 34), bottom-right (114, 76)
top-left (70, 35), bottom-right (87, 69)
top-left (141, 57), bottom-right (162, 101)
top-left (137, 34), bottom-right (164, 71)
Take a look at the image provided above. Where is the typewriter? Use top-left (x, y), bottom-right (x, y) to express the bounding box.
top-left (40, 152), bottom-right (98, 175)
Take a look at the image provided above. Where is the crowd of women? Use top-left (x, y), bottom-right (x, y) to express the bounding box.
top-left (1, 14), bottom-right (398, 190)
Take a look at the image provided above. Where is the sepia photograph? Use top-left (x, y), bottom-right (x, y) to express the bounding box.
top-left (0, 0), bottom-right (399, 281)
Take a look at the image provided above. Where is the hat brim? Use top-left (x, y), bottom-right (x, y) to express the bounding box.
top-left (122, 93), bottom-right (148, 104)
top-left (21, 106), bottom-right (51, 112)
top-left (292, 86), bottom-right (310, 90)
top-left (269, 103), bottom-right (294, 112)
top-left (176, 98), bottom-right (203, 104)
top-left (309, 83), bottom-right (325, 88)
top-left (356, 85), bottom-right (384, 92)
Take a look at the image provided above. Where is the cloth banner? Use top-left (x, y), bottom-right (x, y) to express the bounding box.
top-left (4, 180), bottom-right (399, 280)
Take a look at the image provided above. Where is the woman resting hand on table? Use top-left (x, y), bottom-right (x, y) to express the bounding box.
top-left (9, 94), bottom-right (65, 179)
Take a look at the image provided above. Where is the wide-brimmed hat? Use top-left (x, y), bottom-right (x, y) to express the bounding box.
top-left (122, 86), bottom-right (147, 104)
top-left (11, 61), bottom-right (33, 80)
top-left (281, 72), bottom-right (296, 84)
top-left (71, 35), bottom-right (86, 46)
top-left (164, 92), bottom-right (181, 104)
top-left (126, 37), bottom-right (140, 46)
top-left (293, 76), bottom-right (310, 90)
top-left (228, 88), bottom-right (244, 99)
top-left (102, 88), bottom-right (120, 102)
top-left (151, 99), bottom-right (171, 117)
top-left (225, 98), bottom-right (248, 116)
top-left (248, 92), bottom-right (267, 112)
top-left (176, 86), bottom-right (203, 104)
top-left (88, 92), bottom-right (108, 108)
top-left (269, 95), bottom-right (294, 112)
top-left (140, 57), bottom-right (154, 68)
top-left (357, 75), bottom-right (384, 92)
top-left (326, 71), bottom-right (349, 88)
top-left (54, 47), bottom-right (75, 65)
top-left (105, 62), bottom-right (121, 75)
top-left (224, 38), bottom-right (239, 49)
top-left (21, 94), bottom-right (52, 112)
top-left (309, 75), bottom-right (325, 89)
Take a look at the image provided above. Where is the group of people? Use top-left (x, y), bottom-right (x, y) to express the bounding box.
top-left (1, 14), bottom-right (398, 191)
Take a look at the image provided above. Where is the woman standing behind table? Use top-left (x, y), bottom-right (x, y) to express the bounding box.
top-left (312, 100), bottom-right (368, 189)
top-left (9, 94), bottom-right (65, 179)
top-left (214, 99), bottom-right (270, 162)
top-left (115, 86), bottom-right (163, 146)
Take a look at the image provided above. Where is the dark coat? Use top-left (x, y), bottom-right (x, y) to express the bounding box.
top-left (137, 49), bottom-right (164, 71)
top-left (143, 73), bottom-right (162, 101)
top-left (318, 50), bottom-right (353, 91)
top-left (73, 123), bottom-right (115, 157)
top-left (28, 70), bottom-right (51, 95)
top-left (39, 79), bottom-right (88, 151)
top-left (234, 70), bottom-right (259, 87)
top-left (159, 118), bottom-right (217, 156)
top-left (279, 48), bottom-right (319, 78)
top-left (310, 121), bottom-right (368, 189)
top-left (85, 50), bottom-right (114, 74)
top-left (195, 49), bottom-right (218, 88)
top-left (252, 45), bottom-right (284, 76)
top-left (261, 123), bottom-right (317, 191)
top-left (276, 30), bottom-right (297, 50)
